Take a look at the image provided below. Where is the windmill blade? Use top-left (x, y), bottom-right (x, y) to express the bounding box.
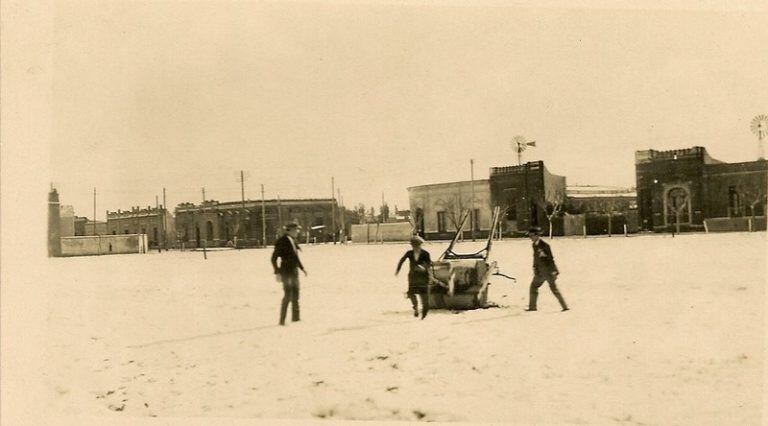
top-left (511, 135), bottom-right (529, 151)
top-left (751, 114), bottom-right (768, 135)
top-left (527, 141), bottom-right (536, 147)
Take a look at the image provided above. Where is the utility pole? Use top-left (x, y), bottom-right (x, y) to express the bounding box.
top-left (239, 171), bottom-right (246, 248)
top-left (93, 187), bottom-right (97, 236)
top-left (470, 159), bottom-right (476, 241)
top-left (338, 188), bottom-right (344, 243)
top-left (331, 177), bottom-right (336, 244)
top-left (162, 187), bottom-right (167, 249)
top-left (240, 170), bottom-right (246, 209)
top-left (261, 184), bottom-right (266, 247)
top-left (155, 195), bottom-right (160, 251)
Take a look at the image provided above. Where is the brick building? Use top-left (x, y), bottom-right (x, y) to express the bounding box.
top-left (489, 161), bottom-right (566, 234)
top-left (635, 146), bottom-right (767, 231)
top-left (174, 198), bottom-right (346, 247)
top-left (408, 179), bottom-right (492, 240)
top-left (106, 206), bottom-right (175, 248)
top-left (75, 217), bottom-right (108, 236)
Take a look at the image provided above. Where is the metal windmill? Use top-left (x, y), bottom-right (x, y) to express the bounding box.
top-left (511, 135), bottom-right (536, 165)
top-left (751, 114), bottom-right (768, 160)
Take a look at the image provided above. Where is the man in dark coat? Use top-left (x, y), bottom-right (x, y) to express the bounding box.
top-left (395, 236), bottom-right (432, 319)
top-left (526, 227), bottom-right (568, 312)
top-left (271, 223), bottom-right (307, 325)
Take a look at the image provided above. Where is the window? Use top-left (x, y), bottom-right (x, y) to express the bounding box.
top-left (437, 211), bottom-right (447, 233)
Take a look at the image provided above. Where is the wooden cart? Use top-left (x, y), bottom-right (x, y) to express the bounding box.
top-left (428, 207), bottom-right (512, 309)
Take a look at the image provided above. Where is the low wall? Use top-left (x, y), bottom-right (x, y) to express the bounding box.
top-left (561, 212), bottom-right (639, 236)
top-left (351, 222), bottom-right (412, 243)
top-left (704, 217), bottom-right (767, 232)
top-left (60, 234), bottom-right (149, 257)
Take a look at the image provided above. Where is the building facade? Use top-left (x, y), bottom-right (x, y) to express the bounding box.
top-left (106, 206), bottom-right (175, 248)
top-left (60, 205), bottom-right (75, 237)
top-left (635, 146), bottom-right (767, 231)
top-left (566, 185), bottom-right (637, 213)
top-left (75, 217), bottom-right (108, 236)
top-left (489, 161), bottom-right (567, 234)
top-left (174, 198), bottom-right (345, 247)
top-left (408, 179), bottom-right (493, 240)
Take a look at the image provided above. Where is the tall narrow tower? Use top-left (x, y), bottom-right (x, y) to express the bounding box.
top-left (48, 187), bottom-right (62, 257)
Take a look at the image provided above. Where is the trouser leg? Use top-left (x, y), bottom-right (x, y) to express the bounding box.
top-left (280, 273), bottom-right (299, 325)
top-left (291, 277), bottom-right (300, 321)
top-left (529, 276), bottom-right (545, 310)
top-left (279, 283), bottom-right (290, 325)
top-left (408, 293), bottom-right (419, 316)
top-left (419, 291), bottom-right (429, 319)
top-left (547, 277), bottom-right (568, 310)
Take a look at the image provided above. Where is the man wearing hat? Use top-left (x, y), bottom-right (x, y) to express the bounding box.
top-left (395, 235), bottom-right (432, 319)
top-left (271, 222), bottom-right (307, 325)
top-left (526, 227), bottom-right (568, 312)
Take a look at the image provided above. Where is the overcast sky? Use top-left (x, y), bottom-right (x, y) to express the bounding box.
top-left (48, 1), bottom-right (768, 220)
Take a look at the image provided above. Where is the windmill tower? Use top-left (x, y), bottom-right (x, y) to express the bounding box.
top-left (511, 135), bottom-right (536, 165)
top-left (751, 114), bottom-right (768, 160)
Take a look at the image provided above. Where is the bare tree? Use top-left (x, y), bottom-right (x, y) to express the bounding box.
top-left (408, 208), bottom-right (423, 236)
top-left (593, 198), bottom-right (622, 237)
top-left (440, 196), bottom-right (467, 235)
top-left (379, 202), bottom-right (390, 223)
top-left (741, 187), bottom-right (766, 231)
top-left (666, 188), bottom-right (689, 234)
top-left (353, 203), bottom-right (366, 224)
top-left (535, 189), bottom-right (565, 239)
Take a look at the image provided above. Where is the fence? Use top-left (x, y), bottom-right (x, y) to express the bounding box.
top-left (350, 222), bottom-right (412, 243)
top-left (703, 217), bottom-right (767, 233)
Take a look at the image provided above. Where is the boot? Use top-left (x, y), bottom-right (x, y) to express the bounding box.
top-left (527, 291), bottom-right (538, 311)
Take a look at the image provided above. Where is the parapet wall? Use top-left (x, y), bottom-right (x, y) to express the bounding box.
top-left (635, 146), bottom-right (719, 164)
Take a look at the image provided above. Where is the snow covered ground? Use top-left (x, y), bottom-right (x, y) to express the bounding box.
top-left (3, 232), bottom-right (766, 425)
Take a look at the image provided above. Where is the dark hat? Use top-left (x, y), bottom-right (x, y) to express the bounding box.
top-left (527, 226), bottom-right (542, 235)
top-left (285, 223), bottom-right (302, 230)
top-left (410, 235), bottom-right (425, 246)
